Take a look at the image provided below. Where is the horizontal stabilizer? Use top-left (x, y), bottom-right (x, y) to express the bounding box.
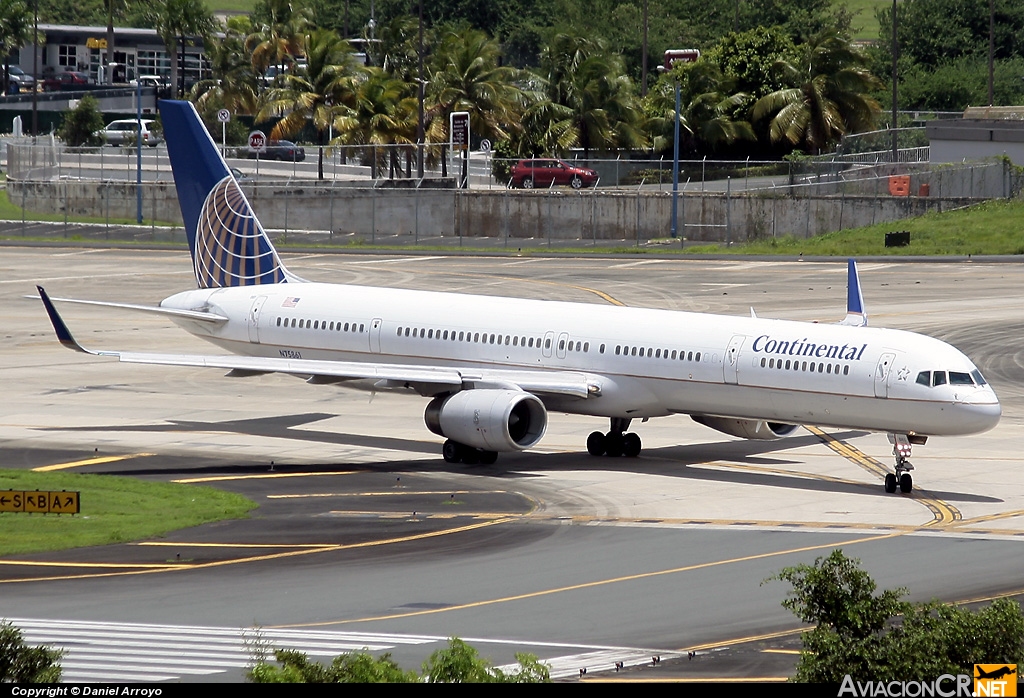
top-left (27, 294), bottom-right (228, 323)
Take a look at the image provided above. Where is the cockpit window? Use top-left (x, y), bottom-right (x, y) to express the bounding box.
top-left (971, 369), bottom-right (987, 386)
top-left (932, 371), bottom-right (947, 387)
top-left (949, 371), bottom-right (974, 385)
top-left (916, 371), bottom-right (931, 386)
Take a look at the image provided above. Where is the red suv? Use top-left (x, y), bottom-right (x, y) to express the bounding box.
top-left (510, 158), bottom-right (598, 189)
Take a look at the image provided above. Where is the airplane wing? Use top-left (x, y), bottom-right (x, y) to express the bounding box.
top-left (37, 286), bottom-right (600, 400)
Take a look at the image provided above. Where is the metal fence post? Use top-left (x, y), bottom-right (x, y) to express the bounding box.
top-left (725, 176), bottom-right (731, 246)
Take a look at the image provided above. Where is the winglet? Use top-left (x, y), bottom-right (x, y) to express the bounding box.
top-left (839, 259), bottom-right (868, 327)
top-left (37, 286), bottom-right (94, 354)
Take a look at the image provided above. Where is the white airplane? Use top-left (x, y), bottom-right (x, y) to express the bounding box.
top-left (36, 100), bottom-right (1000, 494)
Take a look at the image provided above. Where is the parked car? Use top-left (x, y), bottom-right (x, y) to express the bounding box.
top-left (5, 66), bottom-right (35, 93)
top-left (509, 158), bottom-right (599, 189)
top-left (42, 71), bottom-right (91, 91)
top-left (96, 119), bottom-right (163, 146)
top-left (247, 139), bottom-right (306, 162)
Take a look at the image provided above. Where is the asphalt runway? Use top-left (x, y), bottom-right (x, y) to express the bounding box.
top-left (2, 248), bottom-right (1023, 682)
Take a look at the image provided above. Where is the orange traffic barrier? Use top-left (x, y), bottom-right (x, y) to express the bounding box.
top-left (888, 175), bottom-right (910, 196)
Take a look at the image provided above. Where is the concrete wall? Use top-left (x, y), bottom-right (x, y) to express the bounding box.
top-left (6, 167), bottom-right (1012, 243)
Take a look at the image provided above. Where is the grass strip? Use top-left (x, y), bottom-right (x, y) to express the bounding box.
top-left (0, 468), bottom-right (255, 556)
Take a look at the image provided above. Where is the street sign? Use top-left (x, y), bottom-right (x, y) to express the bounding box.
top-left (450, 112), bottom-right (470, 151)
top-left (217, 109), bottom-right (231, 123)
top-left (248, 130), bottom-right (267, 152)
top-left (479, 139), bottom-right (491, 153)
top-left (0, 490), bottom-right (80, 514)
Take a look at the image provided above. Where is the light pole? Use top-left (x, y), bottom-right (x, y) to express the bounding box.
top-left (417, 1), bottom-right (424, 178)
top-left (891, 0), bottom-right (898, 162)
top-left (671, 81), bottom-right (680, 239)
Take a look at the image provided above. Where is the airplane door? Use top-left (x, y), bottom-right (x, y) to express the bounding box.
top-left (556, 332), bottom-right (569, 359)
top-left (723, 335), bottom-right (745, 385)
top-left (874, 352), bottom-right (896, 398)
top-left (542, 331), bottom-right (554, 358)
top-left (370, 317), bottom-right (382, 353)
top-left (247, 296), bottom-right (267, 343)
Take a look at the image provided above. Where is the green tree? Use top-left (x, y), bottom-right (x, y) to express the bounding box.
top-left (646, 60), bottom-right (755, 157)
top-left (769, 550), bottom-right (1024, 683)
top-left (752, 31), bottom-right (881, 155)
top-left (736, 0), bottom-right (853, 44)
top-left (330, 68), bottom-right (418, 178)
top-left (247, 638), bottom-right (549, 683)
top-left (192, 15), bottom-right (260, 117)
top-left (425, 27), bottom-right (527, 145)
top-left (540, 33), bottom-right (647, 157)
top-left (247, 0), bottom-right (312, 85)
top-left (249, 648), bottom-right (418, 683)
top-left (144, 0), bottom-right (219, 98)
top-left (0, 0), bottom-right (35, 94)
top-left (58, 95), bottom-right (106, 146)
top-left (422, 638), bottom-right (549, 683)
top-left (259, 28), bottom-right (360, 179)
top-left (0, 620), bottom-right (64, 683)
top-left (704, 26), bottom-right (798, 102)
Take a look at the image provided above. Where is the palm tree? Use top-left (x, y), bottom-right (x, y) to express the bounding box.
top-left (752, 32), bottom-right (881, 155)
top-left (258, 28), bottom-right (360, 179)
top-left (246, 0), bottom-right (311, 90)
top-left (540, 34), bottom-right (647, 158)
top-left (330, 68), bottom-right (418, 179)
top-left (149, 0), bottom-right (219, 98)
top-left (645, 62), bottom-right (755, 157)
top-left (0, 0), bottom-right (34, 94)
top-left (193, 15), bottom-right (260, 116)
top-left (424, 28), bottom-right (526, 146)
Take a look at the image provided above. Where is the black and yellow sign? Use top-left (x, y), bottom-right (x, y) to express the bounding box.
top-left (975, 664), bottom-right (1017, 697)
top-left (0, 490), bottom-right (79, 514)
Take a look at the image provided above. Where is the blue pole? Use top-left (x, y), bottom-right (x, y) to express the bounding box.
top-left (670, 82), bottom-right (680, 238)
top-left (136, 78), bottom-right (143, 224)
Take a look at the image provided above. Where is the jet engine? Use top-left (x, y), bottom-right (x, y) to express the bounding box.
top-left (424, 389), bottom-right (547, 452)
top-left (691, 415), bottom-right (799, 440)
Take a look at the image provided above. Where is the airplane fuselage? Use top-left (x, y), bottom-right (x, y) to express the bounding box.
top-left (161, 282), bottom-right (1001, 439)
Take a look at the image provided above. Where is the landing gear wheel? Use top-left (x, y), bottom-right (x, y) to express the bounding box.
top-left (522, 176), bottom-right (534, 189)
top-left (461, 448), bottom-right (480, 465)
top-left (622, 433), bottom-right (642, 457)
top-left (899, 473), bottom-right (913, 493)
top-left (884, 473), bottom-right (897, 493)
top-left (442, 439), bottom-right (462, 464)
top-left (604, 431), bottom-right (624, 457)
top-left (587, 431), bottom-right (606, 456)
top-left (479, 450), bottom-right (498, 465)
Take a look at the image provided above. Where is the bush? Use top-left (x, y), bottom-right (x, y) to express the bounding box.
top-left (768, 550), bottom-right (1024, 682)
top-left (58, 96), bottom-right (105, 147)
top-left (0, 620), bottom-right (63, 683)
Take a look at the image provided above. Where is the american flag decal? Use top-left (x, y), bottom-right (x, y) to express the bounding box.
top-left (282, 297), bottom-right (300, 307)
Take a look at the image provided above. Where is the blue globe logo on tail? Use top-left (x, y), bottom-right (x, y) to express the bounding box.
top-left (160, 99), bottom-right (294, 289)
top-left (194, 175), bottom-right (286, 288)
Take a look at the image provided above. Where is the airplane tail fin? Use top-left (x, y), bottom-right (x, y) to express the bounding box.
top-left (839, 258), bottom-right (868, 327)
top-left (159, 100), bottom-right (298, 288)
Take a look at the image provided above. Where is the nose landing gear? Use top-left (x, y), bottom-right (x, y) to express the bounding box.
top-left (884, 433), bottom-right (915, 493)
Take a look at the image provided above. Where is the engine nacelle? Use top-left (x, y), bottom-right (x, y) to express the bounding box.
top-left (691, 415), bottom-right (799, 440)
top-left (424, 389), bottom-right (547, 452)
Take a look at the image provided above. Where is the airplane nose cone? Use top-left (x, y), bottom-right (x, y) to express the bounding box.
top-left (961, 394), bottom-right (1001, 433)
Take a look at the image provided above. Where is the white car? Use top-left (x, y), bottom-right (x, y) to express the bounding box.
top-left (97, 119), bottom-right (163, 146)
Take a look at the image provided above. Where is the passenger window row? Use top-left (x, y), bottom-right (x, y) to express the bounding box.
top-left (276, 317), bottom-right (365, 333)
top-left (615, 345), bottom-right (703, 362)
top-left (760, 356), bottom-right (850, 376)
top-left (397, 327), bottom-right (545, 349)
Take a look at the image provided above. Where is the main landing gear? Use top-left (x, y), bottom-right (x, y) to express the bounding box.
top-left (442, 439), bottom-right (498, 465)
top-left (884, 433), bottom-right (914, 494)
top-left (587, 418), bottom-right (642, 458)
